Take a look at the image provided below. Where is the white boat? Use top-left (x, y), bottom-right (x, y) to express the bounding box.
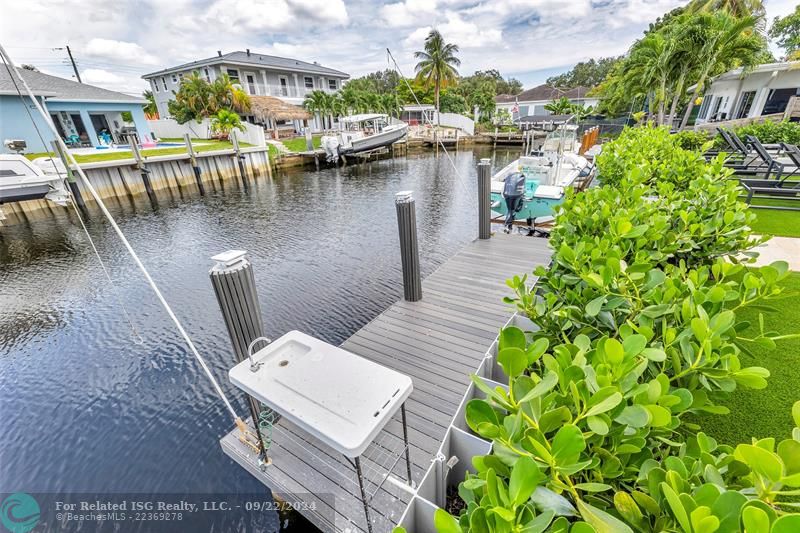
top-left (321, 114), bottom-right (408, 162)
top-left (490, 124), bottom-right (593, 222)
top-left (0, 154), bottom-right (70, 220)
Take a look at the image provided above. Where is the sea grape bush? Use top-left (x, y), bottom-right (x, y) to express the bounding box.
top-left (720, 120), bottom-right (800, 148)
top-left (674, 130), bottom-right (713, 152)
top-left (595, 125), bottom-right (720, 190)
top-left (420, 127), bottom-right (800, 532)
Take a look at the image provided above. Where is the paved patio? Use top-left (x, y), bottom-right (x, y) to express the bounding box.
top-left (752, 236), bottom-right (800, 271)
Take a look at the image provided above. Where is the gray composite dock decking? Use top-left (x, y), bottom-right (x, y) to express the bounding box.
top-left (221, 233), bottom-right (552, 532)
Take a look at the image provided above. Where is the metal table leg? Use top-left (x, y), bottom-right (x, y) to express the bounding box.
top-left (354, 456), bottom-right (373, 533)
top-left (401, 403), bottom-right (412, 483)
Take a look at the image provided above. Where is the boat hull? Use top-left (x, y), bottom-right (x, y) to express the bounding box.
top-left (340, 125), bottom-right (407, 155)
top-left (0, 183), bottom-right (52, 203)
top-left (490, 192), bottom-right (565, 221)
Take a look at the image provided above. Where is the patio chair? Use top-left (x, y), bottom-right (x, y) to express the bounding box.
top-left (745, 136), bottom-right (796, 180)
top-left (64, 134), bottom-right (81, 148)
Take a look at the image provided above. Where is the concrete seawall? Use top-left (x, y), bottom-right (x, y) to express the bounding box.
top-left (2, 147), bottom-right (271, 221)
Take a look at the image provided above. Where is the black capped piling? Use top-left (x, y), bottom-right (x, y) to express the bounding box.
top-left (395, 191), bottom-right (422, 302)
top-left (478, 158), bottom-right (491, 240)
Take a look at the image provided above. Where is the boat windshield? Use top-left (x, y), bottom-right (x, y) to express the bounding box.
top-left (540, 125), bottom-right (578, 155)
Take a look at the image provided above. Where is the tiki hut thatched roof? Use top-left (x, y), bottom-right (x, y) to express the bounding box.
top-left (249, 95), bottom-right (310, 122)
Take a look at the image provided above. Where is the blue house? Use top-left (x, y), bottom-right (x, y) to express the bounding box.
top-left (0, 67), bottom-right (150, 153)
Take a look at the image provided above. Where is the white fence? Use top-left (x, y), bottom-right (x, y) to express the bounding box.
top-left (436, 112), bottom-right (475, 135)
top-left (146, 118), bottom-right (266, 147)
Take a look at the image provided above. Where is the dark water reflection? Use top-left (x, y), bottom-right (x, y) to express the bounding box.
top-left (0, 146), bottom-right (519, 530)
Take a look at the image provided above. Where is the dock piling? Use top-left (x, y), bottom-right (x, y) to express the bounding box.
top-left (184, 133), bottom-right (205, 196)
top-left (51, 140), bottom-right (86, 212)
top-left (209, 250), bottom-right (271, 460)
top-left (128, 134), bottom-right (157, 204)
top-left (478, 158), bottom-right (492, 240)
top-left (231, 131), bottom-right (249, 189)
top-left (395, 191), bottom-right (422, 302)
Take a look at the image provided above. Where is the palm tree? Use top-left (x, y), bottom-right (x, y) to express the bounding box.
top-left (211, 109), bottom-right (245, 140)
top-left (679, 13), bottom-right (762, 129)
top-left (303, 90), bottom-right (330, 129)
top-left (544, 96), bottom-right (574, 115)
top-left (209, 74), bottom-right (251, 115)
top-left (686, 0), bottom-right (765, 19)
top-left (143, 90), bottom-right (158, 117)
top-left (414, 29), bottom-right (460, 133)
top-left (625, 32), bottom-right (676, 125)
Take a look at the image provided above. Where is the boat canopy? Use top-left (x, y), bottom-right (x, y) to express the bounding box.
top-left (340, 114), bottom-right (388, 123)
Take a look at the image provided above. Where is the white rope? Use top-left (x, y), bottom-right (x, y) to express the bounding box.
top-left (386, 48), bottom-right (473, 199)
top-left (0, 53), bottom-right (145, 346)
top-left (0, 43), bottom-right (242, 424)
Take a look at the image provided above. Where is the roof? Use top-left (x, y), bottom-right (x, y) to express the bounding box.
top-left (496, 84), bottom-right (593, 104)
top-left (143, 51), bottom-right (349, 80)
top-left (0, 67), bottom-right (145, 103)
top-left (709, 61), bottom-right (799, 84)
top-left (403, 104), bottom-right (434, 111)
top-left (249, 95), bottom-right (310, 122)
top-left (340, 113), bottom-right (387, 123)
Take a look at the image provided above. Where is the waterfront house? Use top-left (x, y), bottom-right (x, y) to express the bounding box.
top-left (142, 50), bottom-right (349, 133)
top-left (495, 85), bottom-right (599, 121)
top-left (694, 62), bottom-right (800, 125)
top-left (0, 67), bottom-right (149, 153)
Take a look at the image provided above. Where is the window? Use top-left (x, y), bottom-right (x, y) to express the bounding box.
top-left (734, 91), bottom-right (756, 119)
top-left (178, 73), bottom-right (184, 83)
top-left (698, 95), bottom-right (712, 119)
top-left (204, 68), bottom-right (210, 82)
top-left (762, 88), bottom-right (800, 115)
top-left (152, 79), bottom-right (158, 93)
top-left (171, 74), bottom-right (178, 84)
top-left (161, 77), bottom-right (167, 91)
top-left (518, 105), bottom-right (529, 117)
top-left (279, 77), bottom-right (288, 96)
top-left (328, 79), bottom-right (337, 90)
top-left (709, 96), bottom-right (723, 120)
top-left (226, 68), bottom-right (239, 83)
top-left (246, 74), bottom-right (256, 95)
top-left (304, 76), bottom-right (314, 89)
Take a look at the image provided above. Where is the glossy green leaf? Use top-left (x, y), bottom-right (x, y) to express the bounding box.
top-left (576, 499), bottom-right (633, 533)
top-left (552, 424), bottom-right (586, 465)
top-left (498, 347), bottom-right (528, 379)
top-left (434, 509), bottom-right (462, 533)
top-left (509, 456), bottom-right (542, 506)
top-left (661, 482), bottom-right (691, 533)
top-left (615, 405), bottom-right (651, 428)
top-left (772, 515), bottom-right (800, 533)
top-left (742, 506), bottom-right (770, 533)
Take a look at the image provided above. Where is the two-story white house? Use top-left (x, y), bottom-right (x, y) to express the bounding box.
top-left (694, 62), bottom-right (800, 125)
top-left (142, 50), bottom-right (349, 130)
top-left (495, 85), bottom-right (599, 121)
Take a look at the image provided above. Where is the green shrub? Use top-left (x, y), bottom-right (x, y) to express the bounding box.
top-left (673, 129), bottom-right (712, 152)
top-left (426, 126), bottom-right (800, 533)
top-left (734, 120), bottom-right (800, 146)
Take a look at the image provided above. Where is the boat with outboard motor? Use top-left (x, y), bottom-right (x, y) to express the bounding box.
top-left (490, 124), bottom-right (593, 224)
top-left (321, 114), bottom-right (408, 162)
top-left (0, 154), bottom-right (70, 221)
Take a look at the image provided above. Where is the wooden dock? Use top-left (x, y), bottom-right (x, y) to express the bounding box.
top-left (221, 233), bottom-right (552, 532)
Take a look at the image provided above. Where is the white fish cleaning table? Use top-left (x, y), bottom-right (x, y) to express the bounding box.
top-left (229, 330), bottom-right (414, 532)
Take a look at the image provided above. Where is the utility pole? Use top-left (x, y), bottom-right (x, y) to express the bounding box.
top-left (65, 45), bottom-right (81, 83)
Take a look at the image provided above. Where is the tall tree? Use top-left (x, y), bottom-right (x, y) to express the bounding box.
top-left (143, 90), bottom-right (158, 116)
top-left (546, 57), bottom-right (623, 88)
top-left (769, 5), bottom-right (800, 59)
top-left (679, 13), bottom-right (762, 129)
top-left (686, 0), bottom-right (765, 19)
top-left (414, 29), bottom-right (461, 131)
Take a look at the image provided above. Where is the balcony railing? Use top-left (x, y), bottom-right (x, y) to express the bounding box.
top-left (238, 82), bottom-right (338, 99)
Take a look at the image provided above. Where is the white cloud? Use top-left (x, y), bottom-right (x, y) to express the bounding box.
top-left (381, 0), bottom-right (439, 27)
top-left (204, 0), bottom-right (347, 31)
top-left (81, 68), bottom-right (126, 84)
top-left (0, 0), bottom-right (792, 96)
top-left (83, 38), bottom-right (160, 65)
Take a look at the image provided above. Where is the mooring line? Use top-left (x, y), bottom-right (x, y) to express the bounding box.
top-left (0, 42), bottom-right (243, 426)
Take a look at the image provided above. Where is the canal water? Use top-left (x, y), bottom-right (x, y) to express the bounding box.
top-left (0, 146), bottom-right (519, 531)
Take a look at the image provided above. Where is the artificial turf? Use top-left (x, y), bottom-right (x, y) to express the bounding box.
top-left (693, 272), bottom-right (800, 445)
top-left (749, 201), bottom-right (800, 238)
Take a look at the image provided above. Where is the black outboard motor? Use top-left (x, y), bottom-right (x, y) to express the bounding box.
top-left (502, 172), bottom-right (526, 233)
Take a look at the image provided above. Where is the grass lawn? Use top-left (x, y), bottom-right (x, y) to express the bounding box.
top-left (693, 272), bottom-right (800, 444)
top-left (749, 199), bottom-right (800, 237)
top-left (24, 140), bottom-right (253, 164)
top-left (281, 135), bottom-right (322, 152)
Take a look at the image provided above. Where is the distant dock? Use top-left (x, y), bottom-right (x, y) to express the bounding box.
top-left (221, 233), bottom-right (552, 532)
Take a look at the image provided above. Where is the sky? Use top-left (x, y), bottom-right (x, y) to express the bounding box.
top-left (1, 0), bottom-right (797, 96)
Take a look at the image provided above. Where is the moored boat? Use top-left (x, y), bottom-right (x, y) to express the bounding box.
top-left (489, 125), bottom-right (593, 223)
top-left (321, 114), bottom-right (408, 162)
top-left (0, 154), bottom-right (69, 220)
